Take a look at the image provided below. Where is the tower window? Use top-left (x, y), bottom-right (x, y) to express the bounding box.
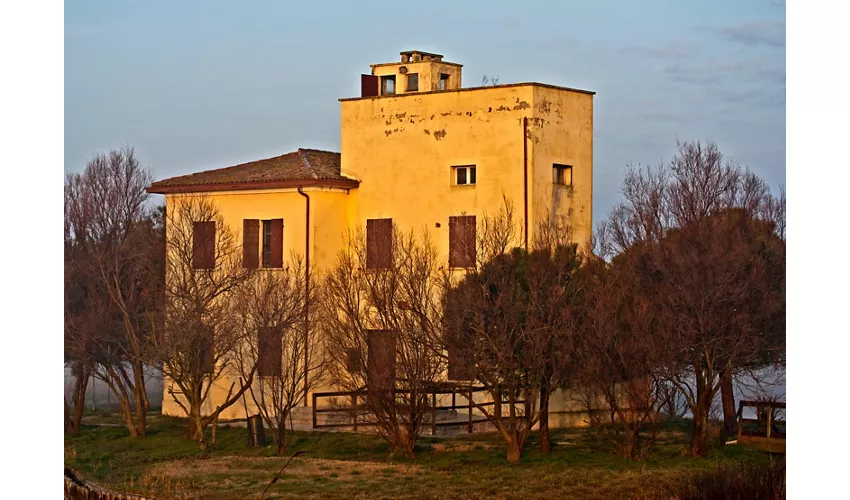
top-left (440, 73), bottom-right (450, 91)
top-left (553, 164), bottom-right (573, 186)
top-left (381, 75), bottom-right (396, 95)
top-left (407, 73), bottom-right (418, 92)
top-left (453, 165), bottom-right (476, 186)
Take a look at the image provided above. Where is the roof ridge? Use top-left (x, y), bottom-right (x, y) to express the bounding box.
top-left (297, 149), bottom-right (320, 179)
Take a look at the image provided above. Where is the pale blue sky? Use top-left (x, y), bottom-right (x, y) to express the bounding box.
top-left (65, 0), bottom-right (785, 225)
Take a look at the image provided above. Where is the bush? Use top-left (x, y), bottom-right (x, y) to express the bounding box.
top-left (677, 457), bottom-right (785, 500)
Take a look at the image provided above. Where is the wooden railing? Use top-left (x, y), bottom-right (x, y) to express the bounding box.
top-left (311, 383), bottom-right (527, 434)
top-left (737, 400), bottom-right (786, 441)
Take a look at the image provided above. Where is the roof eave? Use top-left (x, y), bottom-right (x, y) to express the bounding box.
top-left (147, 178), bottom-right (360, 195)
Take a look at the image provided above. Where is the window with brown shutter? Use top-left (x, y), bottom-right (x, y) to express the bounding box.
top-left (449, 216), bottom-right (476, 268)
top-left (447, 344), bottom-right (475, 381)
top-left (361, 74), bottom-right (379, 98)
top-left (346, 347), bottom-right (362, 374)
top-left (258, 327), bottom-right (282, 377)
top-left (366, 330), bottom-right (396, 392)
top-left (366, 218), bottom-right (393, 269)
top-left (243, 219), bottom-right (259, 269)
top-left (261, 219), bottom-right (284, 268)
top-left (192, 221), bottom-right (215, 269)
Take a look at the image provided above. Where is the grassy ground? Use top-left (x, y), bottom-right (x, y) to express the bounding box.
top-left (64, 414), bottom-right (773, 499)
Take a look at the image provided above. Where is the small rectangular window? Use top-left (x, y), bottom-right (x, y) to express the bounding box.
top-left (262, 220), bottom-right (272, 267)
top-left (440, 73), bottom-right (450, 91)
top-left (453, 165), bottom-right (476, 186)
top-left (553, 164), bottom-right (573, 186)
top-left (406, 73), bottom-right (418, 92)
top-left (381, 75), bottom-right (396, 95)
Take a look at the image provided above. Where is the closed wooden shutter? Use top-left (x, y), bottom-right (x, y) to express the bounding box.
top-left (192, 221), bottom-right (216, 269)
top-left (366, 218), bottom-right (392, 269)
top-left (447, 344), bottom-right (474, 381)
top-left (346, 347), bottom-right (362, 374)
top-left (270, 219), bottom-right (284, 268)
top-left (361, 74), bottom-right (379, 98)
top-left (367, 330), bottom-right (396, 392)
top-left (449, 216), bottom-right (476, 268)
top-left (243, 219), bottom-right (259, 269)
top-left (258, 327), bottom-right (282, 377)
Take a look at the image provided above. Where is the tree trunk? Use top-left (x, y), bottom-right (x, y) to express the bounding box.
top-left (506, 436), bottom-right (522, 464)
top-left (689, 406), bottom-right (709, 456)
top-left (539, 383), bottom-right (551, 453)
top-left (64, 397), bottom-right (73, 433)
top-left (66, 368), bottom-right (90, 433)
top-left (133, 360), bottom-right (148, 437)
top-left (720, 365), bottom-right (737, 444)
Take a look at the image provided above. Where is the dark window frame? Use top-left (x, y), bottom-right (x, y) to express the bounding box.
top-left (381, 75), bottom-right (396, 95)
top-left (406, 73), bottom-right (419, 92)
top-left (439, 73), bottom-right (450, 91)
top-left (553, 164), bottom-right (573, 186)
top-left (453, 165), bottom-right (477, 186)
top-left (262, 220), bottom-right (273, 268)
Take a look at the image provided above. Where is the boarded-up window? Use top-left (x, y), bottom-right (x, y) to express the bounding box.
top-left (261, 219), bottom-right (284, 268)
top-left (199, 324), bottom-right (215, 375)
top-left (366, 218), bottom-right (393, 269)
top-left (346, 347), bottom-right (363, 374)
top-left (243, 219), bottom-right (259, 269)
top-left (367, 330), bottom-right (397, 392)
top-left (361, 74), bottom-right (379, 98)
top-left (258, 327), bottom-right (282, 377)
top-left (449, 216), bottom-right (476, 268)
top-left (192, 221), bottom-right (215, 269)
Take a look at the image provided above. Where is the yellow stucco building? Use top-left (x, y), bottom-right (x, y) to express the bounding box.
top-left (149, 50), bottom-right (594, 423)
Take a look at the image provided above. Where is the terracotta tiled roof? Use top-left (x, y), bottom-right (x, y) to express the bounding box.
top-left (147, 148), bottom-right (359, 194)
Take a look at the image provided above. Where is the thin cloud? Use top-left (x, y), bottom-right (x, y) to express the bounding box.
top-left (620, 43), bottom-right (692, 60)
top-left (714, 21), bottom-right (785, 48)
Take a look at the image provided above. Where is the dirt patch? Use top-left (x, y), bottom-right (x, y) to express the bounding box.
top-left (431, 442), bottom-right (494, 453)
top-left (149, 456), bottom-right (422, 480)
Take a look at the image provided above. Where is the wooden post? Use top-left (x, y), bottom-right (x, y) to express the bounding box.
top-left (312, 393), bottom-right (318, 429)
top-left (766, 407), bottom-right (772, 438)
top-left (452, 392), bottom-right (456, 412)
top-left (468, 390), bottom-right (473, 434)
top-left (431, 392), bottom-right (437, 436)
top-left (352, 393), bottom-right (358, 432)
top-left (737, 400), bottom-right (744, 441)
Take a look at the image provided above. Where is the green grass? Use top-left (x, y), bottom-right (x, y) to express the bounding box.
top-left (65, 415), bottom-right (774, 500)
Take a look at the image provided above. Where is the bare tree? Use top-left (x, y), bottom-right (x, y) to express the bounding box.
top-left (602, 140), bottom-right (786, 456)
top-left (319, 227), bottom-right (445, 458)
top-left (442, 204), bottom-right (582, 463)
top-left (572, 251), bottom-right (667, 459)
top-left (234, 256), bottom-right (321, 455)
top-left (63, 238), bottom-right (98, 433)
top-left (64, 147), bottom-right (160, 437)
top-left (154, 196), bottom-right (255, 449)
top-left (529, 217), bottom-right (582, 454)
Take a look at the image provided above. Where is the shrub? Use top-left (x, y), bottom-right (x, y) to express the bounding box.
top-left (677, 457), bottom-right (785, 500)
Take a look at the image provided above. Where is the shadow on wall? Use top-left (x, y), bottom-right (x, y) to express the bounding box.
top-left (63, 365), bottom-right (163, 412)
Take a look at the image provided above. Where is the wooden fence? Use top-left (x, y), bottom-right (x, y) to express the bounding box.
top-left (312, 383), bottom-right (527, 435)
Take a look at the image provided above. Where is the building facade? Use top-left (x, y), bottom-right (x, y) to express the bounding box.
top-left (148, 50), bottom-right (594, 421)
